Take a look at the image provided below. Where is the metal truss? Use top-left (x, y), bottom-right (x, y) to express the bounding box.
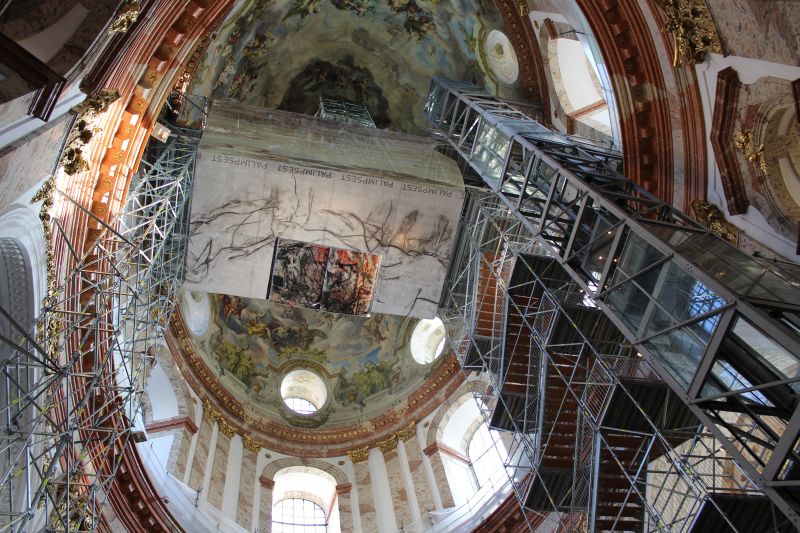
top-left (0, 122), bottom-right (200, 532)
top-left (316, 96), bottom-right (376, 128)
top-left (428, 78), bottom-right (800, 530)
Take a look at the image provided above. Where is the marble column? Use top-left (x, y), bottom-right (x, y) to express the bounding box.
top-left (182, 399), bottom-right (203, 485)
top-left (352, 457), bottom-right (377, 533)
top-left (221, 434), bottom-right (243, 520)
top-left (402, 435), bottom-right (436, 517)
top-left (189, 418), bottom-right (213, 494)
top-left (167, 425), bottom-right (195, 480)
top-left (336, 483), bottom-right (355, 533)
top-left (237, 448), bottom-right (258, 529)
top-left (368, 447), bottom-right (398, 533)
top-left (258, 475), bottom-right (274, 533)
top-left (382, 445), bottom-right (413, 530)
top-left (423, 443), bottom-right (455, 508)
top-left (208, 430), bottom-right (229, 508)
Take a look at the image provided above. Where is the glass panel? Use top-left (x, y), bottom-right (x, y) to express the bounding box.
top-left (645, 263), bottom-right (725, 342)
top-left (639, 221), bottom-right (703, 249)
top-left (711, 360), bottom-right (773, 406)
top-left (273, 498), bottom-right (328, 533)
top-left (614, 233), bottom-right (667, 293)
top-left (644, 326), bottom-right (707, 389)
top-left (471, 120), bottom-right (510, 181)
top-left (605, 279), bottom-right (651, 334)
top-left (732, 317), bottom-right (800, 393)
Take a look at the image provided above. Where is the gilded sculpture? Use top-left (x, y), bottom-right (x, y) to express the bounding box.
top-left (108, 0), bottom-right (142, 34)
top-left (690, 200), bottom-right (739, 244)
top-left (734, 129), bottom-right (769, 173)
top-left (656, 0), bottom-right (722, 66)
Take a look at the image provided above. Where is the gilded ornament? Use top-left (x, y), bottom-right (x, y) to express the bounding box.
top-left (396, 422), bottom-right (417, 442)
top-left (347, 447), bottom-right (369, 463)
top-left (656, 0), bottom-right (722, 66)
top-left (377, 434), bottom-right (398, 453)
top-left (690, 200), bottom-right (739, 244)
top-left (734, 130), bottom-right (768, 173)
top-left (243, 434), bottom-right (263, 453)
top-left (108, 0), bottom-right (141, 34)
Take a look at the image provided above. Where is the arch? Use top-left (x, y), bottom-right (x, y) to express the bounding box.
top-left (425, 380), bottom-right (488, 449)
top-left (180, 291), bottom-right (211, 337)
top-left (0, 205), bottom-right (48, 317)
top-left (0, 235), bottom-right (37, 522)
top-left (261, 457), bottom-right (349, 486)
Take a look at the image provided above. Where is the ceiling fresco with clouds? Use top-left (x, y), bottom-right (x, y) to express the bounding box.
top-left (184, 294), bottom-right (439, 427)
top-left (188, 0), bottom-right (522, 132)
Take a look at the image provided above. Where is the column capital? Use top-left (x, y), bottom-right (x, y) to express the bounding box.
top-left (336, 483), bottom-right (352, 495)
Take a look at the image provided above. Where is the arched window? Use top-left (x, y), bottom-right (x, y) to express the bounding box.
top-left (438, 392), bottom-right (510, 505)
top-left (273, 498), bottom-right (328, 533)
top-left (467, 422), bottom-right (507, 488)
top-left (271, 466), bottom-right (340, 533)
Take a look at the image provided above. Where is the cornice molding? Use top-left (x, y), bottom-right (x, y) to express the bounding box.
top-left (167, 312), bottom-right (464, 457)
top-left (575, 0), bottom-right (678, 204)
top-left (710, 67), bottom-right (748, 215)
top-left (145, 415), bottom-right (198, 435)
top-left (492, 0), bottom-right (551, 124)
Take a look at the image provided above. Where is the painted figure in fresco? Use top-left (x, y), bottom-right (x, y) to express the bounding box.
top-left (331, 0), bottom-right (377, 16)
top-left (386, 0), bottom-right (436, 40)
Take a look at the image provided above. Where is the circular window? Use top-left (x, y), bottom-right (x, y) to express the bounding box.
top-left (410, 317), bottom-right (447, 364)
top-left (484, 30), bottom-right (519, 85)
top-left (280, 370), bottom-right (328, 415)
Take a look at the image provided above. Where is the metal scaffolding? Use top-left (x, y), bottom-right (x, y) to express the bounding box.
top-left (316, 96), bottom-right (376, 128)
top-left (0, 120), bottom-right (200, 532)
top-left (428, 78), bottom-right (800, 531)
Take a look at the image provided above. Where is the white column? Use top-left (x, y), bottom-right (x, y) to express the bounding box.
top-left (343, 459), bottom-right (363, 533)
top-left (418, 424), bottom-right (443, 510)
top-left (368, 447), bottom-right (397, 533)
top-left (222, 434), bottom-right (244, 520)
top-left (182, 396), bottom-right (203, 485)
top-left (396, 439), bottom-right (421, 523)
top-left (252, 450), bottom-right (268, 531)
top-left (200, 422), bottom-right (219, 501)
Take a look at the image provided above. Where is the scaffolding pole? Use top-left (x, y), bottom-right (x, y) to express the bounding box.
top-left (0, 122), bottom-right (200, 532)
top-left (429, 78), bottom-right (800, 531)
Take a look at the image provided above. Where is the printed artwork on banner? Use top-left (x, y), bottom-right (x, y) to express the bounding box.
top-left (269, 238), bottom-right (380, 314)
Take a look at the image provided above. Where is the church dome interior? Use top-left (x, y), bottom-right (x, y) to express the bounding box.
top-left (0, 0), bottom-right (799, 532)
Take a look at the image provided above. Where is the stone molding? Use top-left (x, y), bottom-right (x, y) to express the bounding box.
top-left (710, 67), bottom-right (748, 215)
top-left (145, 415), bottom-right (198, 436)
top-left (424, 442), bottom-right (471, 465)
top-left (167, 312), bottom-right (464, 457)
top-left (575, 0), bottom-right (682, 204)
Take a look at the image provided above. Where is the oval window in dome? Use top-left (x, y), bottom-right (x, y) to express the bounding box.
top-left (410, 317), bottom-right (447, 365)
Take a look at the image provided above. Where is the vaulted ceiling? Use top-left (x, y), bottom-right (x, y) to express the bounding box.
top-left (186, 0), bottom-right (524, 132)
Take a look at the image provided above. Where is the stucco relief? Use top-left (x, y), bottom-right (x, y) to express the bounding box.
top-left (712, 69), bottom-right (800, 247)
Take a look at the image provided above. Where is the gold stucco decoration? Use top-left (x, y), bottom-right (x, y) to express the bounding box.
top-left (690, 200), bottom-right (739, 244)
top-left (656, 0), bottom-right (722, 66)
top-left (396, 422), bottom-right (417, 442)
top-left (734, 130), bottom-right (768, 173)
top-left (60, 89), bottom-right (120, 176)
top-left (377, 434), bottom-right (398, 454)
top-left (347, 447), bottom-right (369, 463)
top-left (108, 0), bottom-right (141, 34)
top-left (203, 399), bottom-right (237, 438)
top-left (243, 434), bottom-right (264, 454)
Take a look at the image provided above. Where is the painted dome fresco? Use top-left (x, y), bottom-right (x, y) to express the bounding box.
top-left (175, 293), bottom-right (454, 432)
top-left (186, 0), bottom-right (523, 131)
